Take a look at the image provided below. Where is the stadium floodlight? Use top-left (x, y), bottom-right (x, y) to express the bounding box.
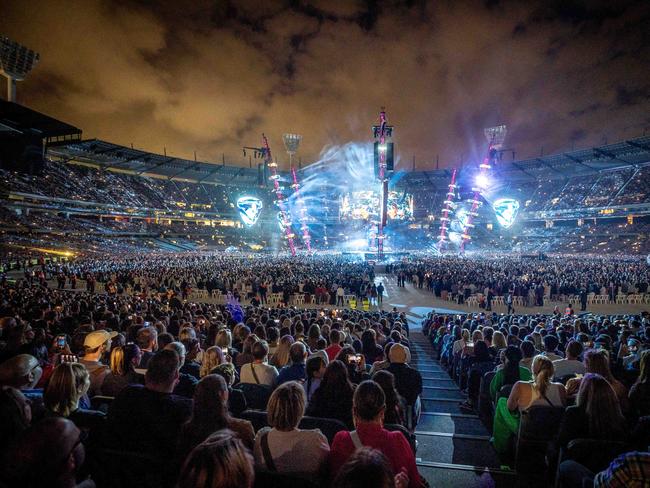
top-left (282, 133), bottom-right (302, 157)
top-left (0, 37), bottom-right (40, 102)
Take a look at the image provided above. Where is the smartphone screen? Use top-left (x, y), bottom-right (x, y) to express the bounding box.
top-left (57, 336), bottom-right (66, 347)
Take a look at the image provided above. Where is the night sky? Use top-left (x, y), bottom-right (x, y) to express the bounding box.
top-left (2, 0), bottom-right (649, 169)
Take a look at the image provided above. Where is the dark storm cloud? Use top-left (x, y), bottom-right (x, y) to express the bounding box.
top-left (1, 0), bottom-right (649, 169)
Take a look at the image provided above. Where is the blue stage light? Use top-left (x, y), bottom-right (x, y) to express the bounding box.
top-left (237, 196), bottom-right (263, 225)
top-left (492, 198), bottom-right (520, 229)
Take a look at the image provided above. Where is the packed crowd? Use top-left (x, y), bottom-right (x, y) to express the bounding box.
top-left (0, 161), bottom-right (268, 214)
top-left (37, 254), bottom-right (377, 306)
top-left (0, 270), bottom-right (424, 488)
top-left (424, 308), bottom-right (650, 486)
top-left (389, 255), bottom-right (650, 304)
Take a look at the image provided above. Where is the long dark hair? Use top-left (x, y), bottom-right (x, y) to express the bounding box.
top-left (503, 345), bottom-right (523, 386)
top-left (361, 330), bottom-right (377, 353)
top-left (184, 375), bottom-right (230, 438)
top-left (319, 360), bottom-right (354, 398)
top-left (372, 370), bottom-right (403, 424)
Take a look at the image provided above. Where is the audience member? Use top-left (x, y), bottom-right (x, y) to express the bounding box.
top-left (277, 341), bottom-right (307, 385)
top-left (306, 359), bottom-right (355, 429)
top-left (101, 343), bottom-right (142, 397)
top-left (240, 341), bottom-right (278, 386)
top-left (79, 330), bottom-right (116, 396)
top-left (107, 349), bottom-right (192, 460)
top-left (253, 381), bottom-right (329, 479)
top-left (329, 380), bottom-right (423, 487)
top-left (178, 375), bottom-right (254, 461)
top-left (178, 430), bottom-right (254, 488)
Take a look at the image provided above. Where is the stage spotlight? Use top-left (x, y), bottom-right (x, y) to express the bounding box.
top-left (475, 173), bottom-right (490, 189)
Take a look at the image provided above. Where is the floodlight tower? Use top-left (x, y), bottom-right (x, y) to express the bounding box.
top-left (283, 133), bottom-right (312, 253)
top-left (372, 109), bottom-right (394, 260)
top-left (460, 125), bottom-right (507, 252)
top-left (0, 37), bottom-right (40, 102)
top-left (262, 134), bottom-right (296, 256)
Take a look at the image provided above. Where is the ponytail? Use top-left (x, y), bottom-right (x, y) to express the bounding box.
top-left (531, 355), bottom-right (554, 397)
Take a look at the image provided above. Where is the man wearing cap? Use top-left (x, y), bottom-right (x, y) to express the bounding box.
top-left (80, 330), bottom-right (116, 396)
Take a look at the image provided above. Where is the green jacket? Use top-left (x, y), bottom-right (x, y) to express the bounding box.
top-left (490, 366), bottom-right (533, 400)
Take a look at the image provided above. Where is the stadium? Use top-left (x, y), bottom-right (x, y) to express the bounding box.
top-left (1, 2), bottom-right (649, 488)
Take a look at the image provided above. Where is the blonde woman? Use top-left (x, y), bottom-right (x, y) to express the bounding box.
top-left (200, 346), bottom-right (225, 378)
top-left (492, 330), bottom-right (507, 351)
top-left (492, 355), bottom-right (566, 455)
top-left (270, 335), bottom-right (295, 369)
top-left (253, 381), bottom-right (329, 479)
top-left (44, 362), bottom-right (105, 429)
top-left (566, 349), bottom-right (628, 411)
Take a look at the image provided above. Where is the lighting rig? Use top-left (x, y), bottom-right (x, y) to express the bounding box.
top-left (283, 133), bottom-right (312, 253)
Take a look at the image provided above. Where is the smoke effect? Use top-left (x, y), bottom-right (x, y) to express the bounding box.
top-left (2, 0), bottom-right (648, 169)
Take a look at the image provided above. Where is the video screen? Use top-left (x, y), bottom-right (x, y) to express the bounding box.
top-left (339, 190), bottom-right (413, 221)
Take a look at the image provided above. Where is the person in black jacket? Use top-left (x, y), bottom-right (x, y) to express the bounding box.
top-left (386, 343), bottom-right (422, 407)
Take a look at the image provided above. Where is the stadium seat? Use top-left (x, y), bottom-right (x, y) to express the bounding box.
top-left (554, 438), bottom-right (629, 486)
top-left (384, 423), bottom-right (417, 454)
top-left (253, 470), bottom-right (319, 488)
top-left (478, 371), bottom-right (497, 427)
top-left (240, 409), bottom-right (269, 432)
top-left (515, 406), bottom-right (565, 473)
top-left (299, 416), bottom-right (348, 444)
top-left (86, 447), bottom-right (171, 488)
top-left (90, 395), bottom-right (115, 413)
top-left (497, 384), bottom-right (514, 401)
top-left (234, 383), bottom-right (272, 410)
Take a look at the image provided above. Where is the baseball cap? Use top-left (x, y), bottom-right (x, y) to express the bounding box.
top-left (84, 330), bottom-right (118, 349)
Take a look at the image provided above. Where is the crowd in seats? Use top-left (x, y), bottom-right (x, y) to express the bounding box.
top-left (0, 261), bottom-right (425, 488)
top-left (423, 308), bottom-right (650, 486)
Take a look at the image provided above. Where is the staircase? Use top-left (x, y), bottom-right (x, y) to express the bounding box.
top-left (408, 330), bottom-right (517, 487)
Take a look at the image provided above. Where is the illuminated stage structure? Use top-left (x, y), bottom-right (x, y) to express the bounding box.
top-left (460, 125), bottom-right (507, 252)
top-left (372, 109), bottom-right (394, 260)
top-left (261, 134), bottom-right (296, 256)
top-left (283, 133), bottom-right (312, 253)
top-left (437, 168), bottom-right (457, 250)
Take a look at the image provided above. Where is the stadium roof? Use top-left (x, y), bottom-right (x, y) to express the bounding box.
top-left (0, 100), bottom-right (82, 143)
top-left (48, 139), bottom-right (267, 187)
top-left (395, 135), bottom-right (650, 189)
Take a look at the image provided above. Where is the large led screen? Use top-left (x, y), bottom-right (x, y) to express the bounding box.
top-left (339, 190), bottom-right (413, 221)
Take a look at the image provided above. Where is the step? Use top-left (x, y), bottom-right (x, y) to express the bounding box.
top-left (421, 372), bottom-right (454, 379)
top-left (417, 368), bottom-right (447, 374)
top-left (422, 389), bottom-right (466, 400)
top-left (416, 413), bottom-right (489, 436)
top-left (416, 430), bottom-right (490, 441)
top-left (423, 377), bottom-right (456, 388)
top-left (422, 385), bottom-right (461, 391)
top-left (416, 436), bottom-right (502, 468)
top-left (422, 398), bottom-right (468, 414)
top-left (417, 463), bottom-right (517, 488)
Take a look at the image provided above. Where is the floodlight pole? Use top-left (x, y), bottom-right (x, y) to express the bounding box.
top-left (460, 125), bottom-right (507, 253)
top-left (283, 133), bottom-right (312, 253)
top-left (0, 37), bottom-right (40, 102)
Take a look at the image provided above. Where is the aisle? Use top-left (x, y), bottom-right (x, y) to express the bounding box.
top-left (408, 330), bottom-right (517, 487)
